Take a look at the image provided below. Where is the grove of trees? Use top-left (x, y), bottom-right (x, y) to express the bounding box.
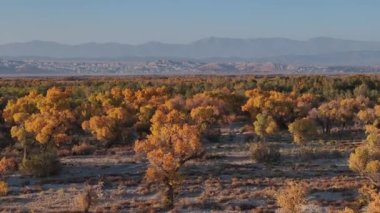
top-left (0, 75), bottom-right (380, 209)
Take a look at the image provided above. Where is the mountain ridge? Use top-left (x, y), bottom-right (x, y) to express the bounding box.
top-left (1, 37), bottom-right (380, 65)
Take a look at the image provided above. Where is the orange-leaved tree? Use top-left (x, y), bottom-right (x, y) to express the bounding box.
top-left (134, 109), bottom-right (203, 208)
top-left (349, 105), bottom-right (380, 188)
top-left (24, 87), bottom-right (76, 148)
top-left (3, 91), bottom-right (42, 160)
top-left (82, 88), bottom-right (136, 146)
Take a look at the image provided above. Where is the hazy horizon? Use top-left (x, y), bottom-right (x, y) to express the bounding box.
top-left (1, 0), bottom-right (379, 44)
top-left (1, 36), bottom-right (380, 46)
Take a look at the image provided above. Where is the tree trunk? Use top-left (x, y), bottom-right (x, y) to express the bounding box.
top-left (23, 146), bottom-right (27, 161)
top-left (165, 184), bottom-right (174, 209)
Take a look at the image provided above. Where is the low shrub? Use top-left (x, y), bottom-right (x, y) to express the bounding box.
top-left (72, 143), bottom-right (95, 155)
top-left (367, 193), bottom-right (380, 213)
top-left (0, 181), bottom-right (8, 196)
top-left (355, 185), bottom-right (380, 213)
top-left (20, 152), bottom-right (60, 177)
top-left (275, 181), bottom-right (307, 213)
top-left (335, 207), bottom-right (356, 213)
top-left (293, 146), bottom-right (343, 161)
top-left (0, 157), bottom-right (17, 175)
top-left (250, 142), bottom-right (280, 163)
top-left (348, 145), bottom-right (370, 174)
top-left (75, 188), bottom-right (96, 213)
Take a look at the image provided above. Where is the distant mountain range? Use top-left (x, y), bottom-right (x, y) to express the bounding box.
top-left (1, 37), bottom-right (380, 65)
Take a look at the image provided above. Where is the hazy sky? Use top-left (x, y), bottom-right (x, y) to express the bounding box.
top-left (0, 0), bottom-right (379, 44)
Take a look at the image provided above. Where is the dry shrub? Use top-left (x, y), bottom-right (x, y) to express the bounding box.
top-left (72, 143), bottom-right (95, 155)
top-left (293, 146), bottom-right (342, 161)
top-left (348, 146), bottom-right (370, 174)
top-left (20, 152), bottom-right (60, 177)
top-left (275, 181), bottom-right (307, 213)
top-left (75, 188), bottom-right (97, 213)
top-left (367, 196), bottom-right (380, 213)
top-left (334, 207), bottom-right (355, 213)
top-left (250, 142), bottom-right (280, 163)
top-left (57, 148), bottom-right (72, 157)
top-left (0, 181), bottom-right (9, 196)
top-left (357, 185), bottom-right (380, 213)
top-left (0, 157), bottom-right (17, 174)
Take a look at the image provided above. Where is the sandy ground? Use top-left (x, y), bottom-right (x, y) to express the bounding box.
top-left (0, 123), bottom-right (367, 212)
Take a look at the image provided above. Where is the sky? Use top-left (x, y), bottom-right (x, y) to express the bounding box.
top-left (0, 0), bottom-right (379, 44)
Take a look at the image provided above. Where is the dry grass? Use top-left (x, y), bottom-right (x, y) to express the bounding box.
top-left (0, 127), bottom-right (368, 212)
top-left (250, 142), bottom-right (280, 163)
top-left (75, 188), bottom-right (96, 213)
top-left (0, 181), bottom-right (9, 196)
top-left (72, 143), bottom-right (96, 155)
top-left (286, 145), bottom-right (344, 161)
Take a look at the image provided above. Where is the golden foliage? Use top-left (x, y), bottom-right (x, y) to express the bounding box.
top-left (275, 181), bottom-right (307, 213)
top-left (0, 157), bottom-right (17, 175)
top-left (135, 122), bottom-right (202, 184)
top-left (75, 188), bottom-right (96, 213)
top-left (82, 92), bottom-right (135, 144)
top-left (190, 106), bottom-right (219, 131)
top-left (0, 181), bottom-right (8, 196)
top-left (242, 89), bottom-right (296, 125)
top-left (288, 118), bottom-right (317, 145)
top-left (349, 145), bottom-right (371, 174)
top-left (134, 109), bottom-right (203, 207)
top-left (253, 113), bottom-right (278, 140)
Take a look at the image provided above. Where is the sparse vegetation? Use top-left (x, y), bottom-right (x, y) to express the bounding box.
top-left (72, 143), bottom-right (95, 155)
top-left (0, 157), bottom-right (17, 174)
top-left (288, 118), bottom-right (317, 145)
top-left (275, 181), bottom-right (308, 213)
top-left (0, 181), bottom-right (8, 196)
top-left (250, 142), bottom-right (280, 163)
top-left (0, 75), bottom-right (379, 211)
top-left (75, 188), bottom-right (96, 213)
top-left (20, 151), bottom-right (60, 177)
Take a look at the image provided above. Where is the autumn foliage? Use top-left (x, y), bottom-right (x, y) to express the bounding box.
top-left (134, 109), bottom-right (203, 207)
top-left (0, 75), bottom-right (380, 209)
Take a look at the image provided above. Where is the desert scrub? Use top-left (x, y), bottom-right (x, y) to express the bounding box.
top-left (250, 142), bottom-right (280, 163)
top-left (275, 181), bottom-right (307, 213)
top-left (0, 180), bottom-right (9, 196)
top-left (20, 152), bottom-right (60, 177)
top-left (356, 185), bottom-right (380, 213)
top-left (288, 118), bottom-right (317, 145)
top-left (72, 143), bottom-right (95, 155)
top-left (367, 193), bottom-right (380, 213)
top-left (290, 145), bottom-right (342, 161)
top-left (335, 207), bottom-right (355, 213)
top-left (75, 188), bottom-right (97, 213)
top-left (0, 157), bottom-right (17, 175)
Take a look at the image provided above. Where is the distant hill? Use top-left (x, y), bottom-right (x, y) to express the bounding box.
top-left (258, 50), bottom-right (380, 66)
top-left (1, 37), bottom-right (380, 65)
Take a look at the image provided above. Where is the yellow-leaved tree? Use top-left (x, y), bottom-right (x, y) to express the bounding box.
top-left (288, 118), bottom-right (317, 145)
top-left (24, 87), bottom-right (76, 148)
top-left (349, 105), bottom-right (380, 188)
top-left (253, 113), bottom-right (278, 142)
top-left (190, 106), bottom-right (219, 133)
top-left (3, 91), bottom-right (42, 160)
top-left (134, 109), bottom-right (203, 208)
top-left (82, 88), bottom-right (136, 146)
